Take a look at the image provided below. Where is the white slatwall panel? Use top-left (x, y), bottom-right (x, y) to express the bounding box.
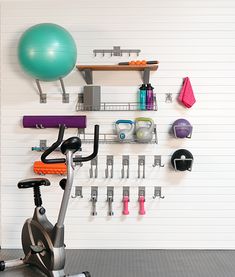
top-left (1, 0), bottom-right (235, 249)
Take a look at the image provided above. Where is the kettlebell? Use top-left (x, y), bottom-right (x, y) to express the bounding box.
top-left (135, 117), bottom-right (154, 143)
top-left (171, 149), bottom-right (193, 171)
top-left (115, 120), bottom-right (135, 142)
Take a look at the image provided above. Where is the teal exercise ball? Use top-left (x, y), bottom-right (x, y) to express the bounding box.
top-left (18, 23), bottom-right (77, 81)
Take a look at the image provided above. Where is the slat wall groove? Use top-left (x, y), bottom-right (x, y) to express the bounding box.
top-left (1, 0), bottom-right (235, 249)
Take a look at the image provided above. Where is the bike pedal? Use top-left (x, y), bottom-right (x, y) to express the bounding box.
top-left (30, 245), bottom-right (46, 254)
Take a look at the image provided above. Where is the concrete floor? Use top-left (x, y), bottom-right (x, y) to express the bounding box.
top-left (0, 249), bottom-right (235, 277)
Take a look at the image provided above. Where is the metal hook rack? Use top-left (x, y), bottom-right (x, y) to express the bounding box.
top-left (105, 155), bottom-right (114, 178)
top-left (71, 186), bottom-right (83, 199)
top-left (35, 78), bottom-right (69, 103)
top-left (152, 155), bottom-right (164, 168)
top-left (121, 155), bottom-right (130, 178)
top-left (153, 186), bottom-right (165, 199)
top-left (138, 155), bottom-right (145, 179)
top-left (93, 46), bottom-right (141, 57)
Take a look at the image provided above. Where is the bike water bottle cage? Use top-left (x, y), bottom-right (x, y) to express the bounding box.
top-left (41, 124), bottom-right (99, 164)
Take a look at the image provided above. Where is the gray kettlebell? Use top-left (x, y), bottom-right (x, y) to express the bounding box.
top-left (115, 120), bottom-right (135, 142)
top-left (135, 117), bottom-right (154, 143)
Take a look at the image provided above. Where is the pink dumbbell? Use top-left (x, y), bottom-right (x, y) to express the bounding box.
top-left (139, 195), bottom-right (146, 215)
top-left (123, 196), bottom-right (129, 215)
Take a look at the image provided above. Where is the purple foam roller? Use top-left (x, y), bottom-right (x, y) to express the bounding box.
top-left (23, 116), bottom-right (87, 128)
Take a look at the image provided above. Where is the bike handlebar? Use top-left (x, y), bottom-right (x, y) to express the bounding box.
top-left (41, 125), bottom-right (99, 164)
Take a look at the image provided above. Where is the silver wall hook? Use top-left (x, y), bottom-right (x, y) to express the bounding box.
top-left (35, 79), bottom-right (47, 103)
top-left (152, 155), bottom-right (164, 168)
top-left (107, 187), bottom-right (114, 216)
top-left (90, 187), bottom-right (98, 216)
top-left (59, 78), bottom-right (69, 103)
top-left (165, 93), bottom-right (173, 103)
top-left (90, 157), bottom-right (98, 178)
top-left (123, 186), bottom-right (130, 198)
top-left (71, 186), bottom-right (83, 199)
top-left (121, 155), bottom-right (130, 178)
top-left (105, 155), bottom-right (114, 178)
top-left (138, 155), bottom-right (145, 179)
top-left (153, 186), bottom-right (165, 199)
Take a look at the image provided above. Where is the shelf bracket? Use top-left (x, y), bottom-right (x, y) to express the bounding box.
top-left (82, 69), bottom-right (93, 84)
top-left (143, 67), bottom-right (151, 84)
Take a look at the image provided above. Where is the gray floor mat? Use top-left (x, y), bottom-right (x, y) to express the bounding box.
top-left (0, 249), bottom-right (235, 277)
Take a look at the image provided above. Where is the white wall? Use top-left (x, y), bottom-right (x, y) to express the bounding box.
top-left (1, 0), bottom-right (235, 249)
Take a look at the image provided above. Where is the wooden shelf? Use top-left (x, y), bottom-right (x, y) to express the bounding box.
top-left (77, 64), bottom-right (158, 84)
top-left (77, 64), bottom-right (158, 71)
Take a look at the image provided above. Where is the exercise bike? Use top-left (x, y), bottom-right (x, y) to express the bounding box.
top-left (0, 124), bottom-right (99, 277)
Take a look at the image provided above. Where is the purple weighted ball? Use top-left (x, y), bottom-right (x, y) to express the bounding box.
top-left (172, 118), bottom-right (192, 138)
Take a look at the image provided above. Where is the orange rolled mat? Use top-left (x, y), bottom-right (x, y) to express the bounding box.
top-left (33, 161), bottom-right (67, 175)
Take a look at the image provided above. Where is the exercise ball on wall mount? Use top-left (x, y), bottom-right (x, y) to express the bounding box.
top-left (17, 23), bottom-right (77, 81)
top-left (171, 149), bottom-right (194, 171)
top-left (172, 118), bottom-right (193, 138)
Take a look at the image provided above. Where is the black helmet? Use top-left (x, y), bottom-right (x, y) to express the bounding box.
top-left (171, 149), bottom-right (193, 171)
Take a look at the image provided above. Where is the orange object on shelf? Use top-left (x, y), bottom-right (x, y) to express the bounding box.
top-left (129, 60), bottom-right (147, 65)
top-left (33, 161), bottom-right (67, 175)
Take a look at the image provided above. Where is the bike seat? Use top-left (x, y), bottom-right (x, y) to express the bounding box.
top-left (18, 178), bottom-right (50, 189)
